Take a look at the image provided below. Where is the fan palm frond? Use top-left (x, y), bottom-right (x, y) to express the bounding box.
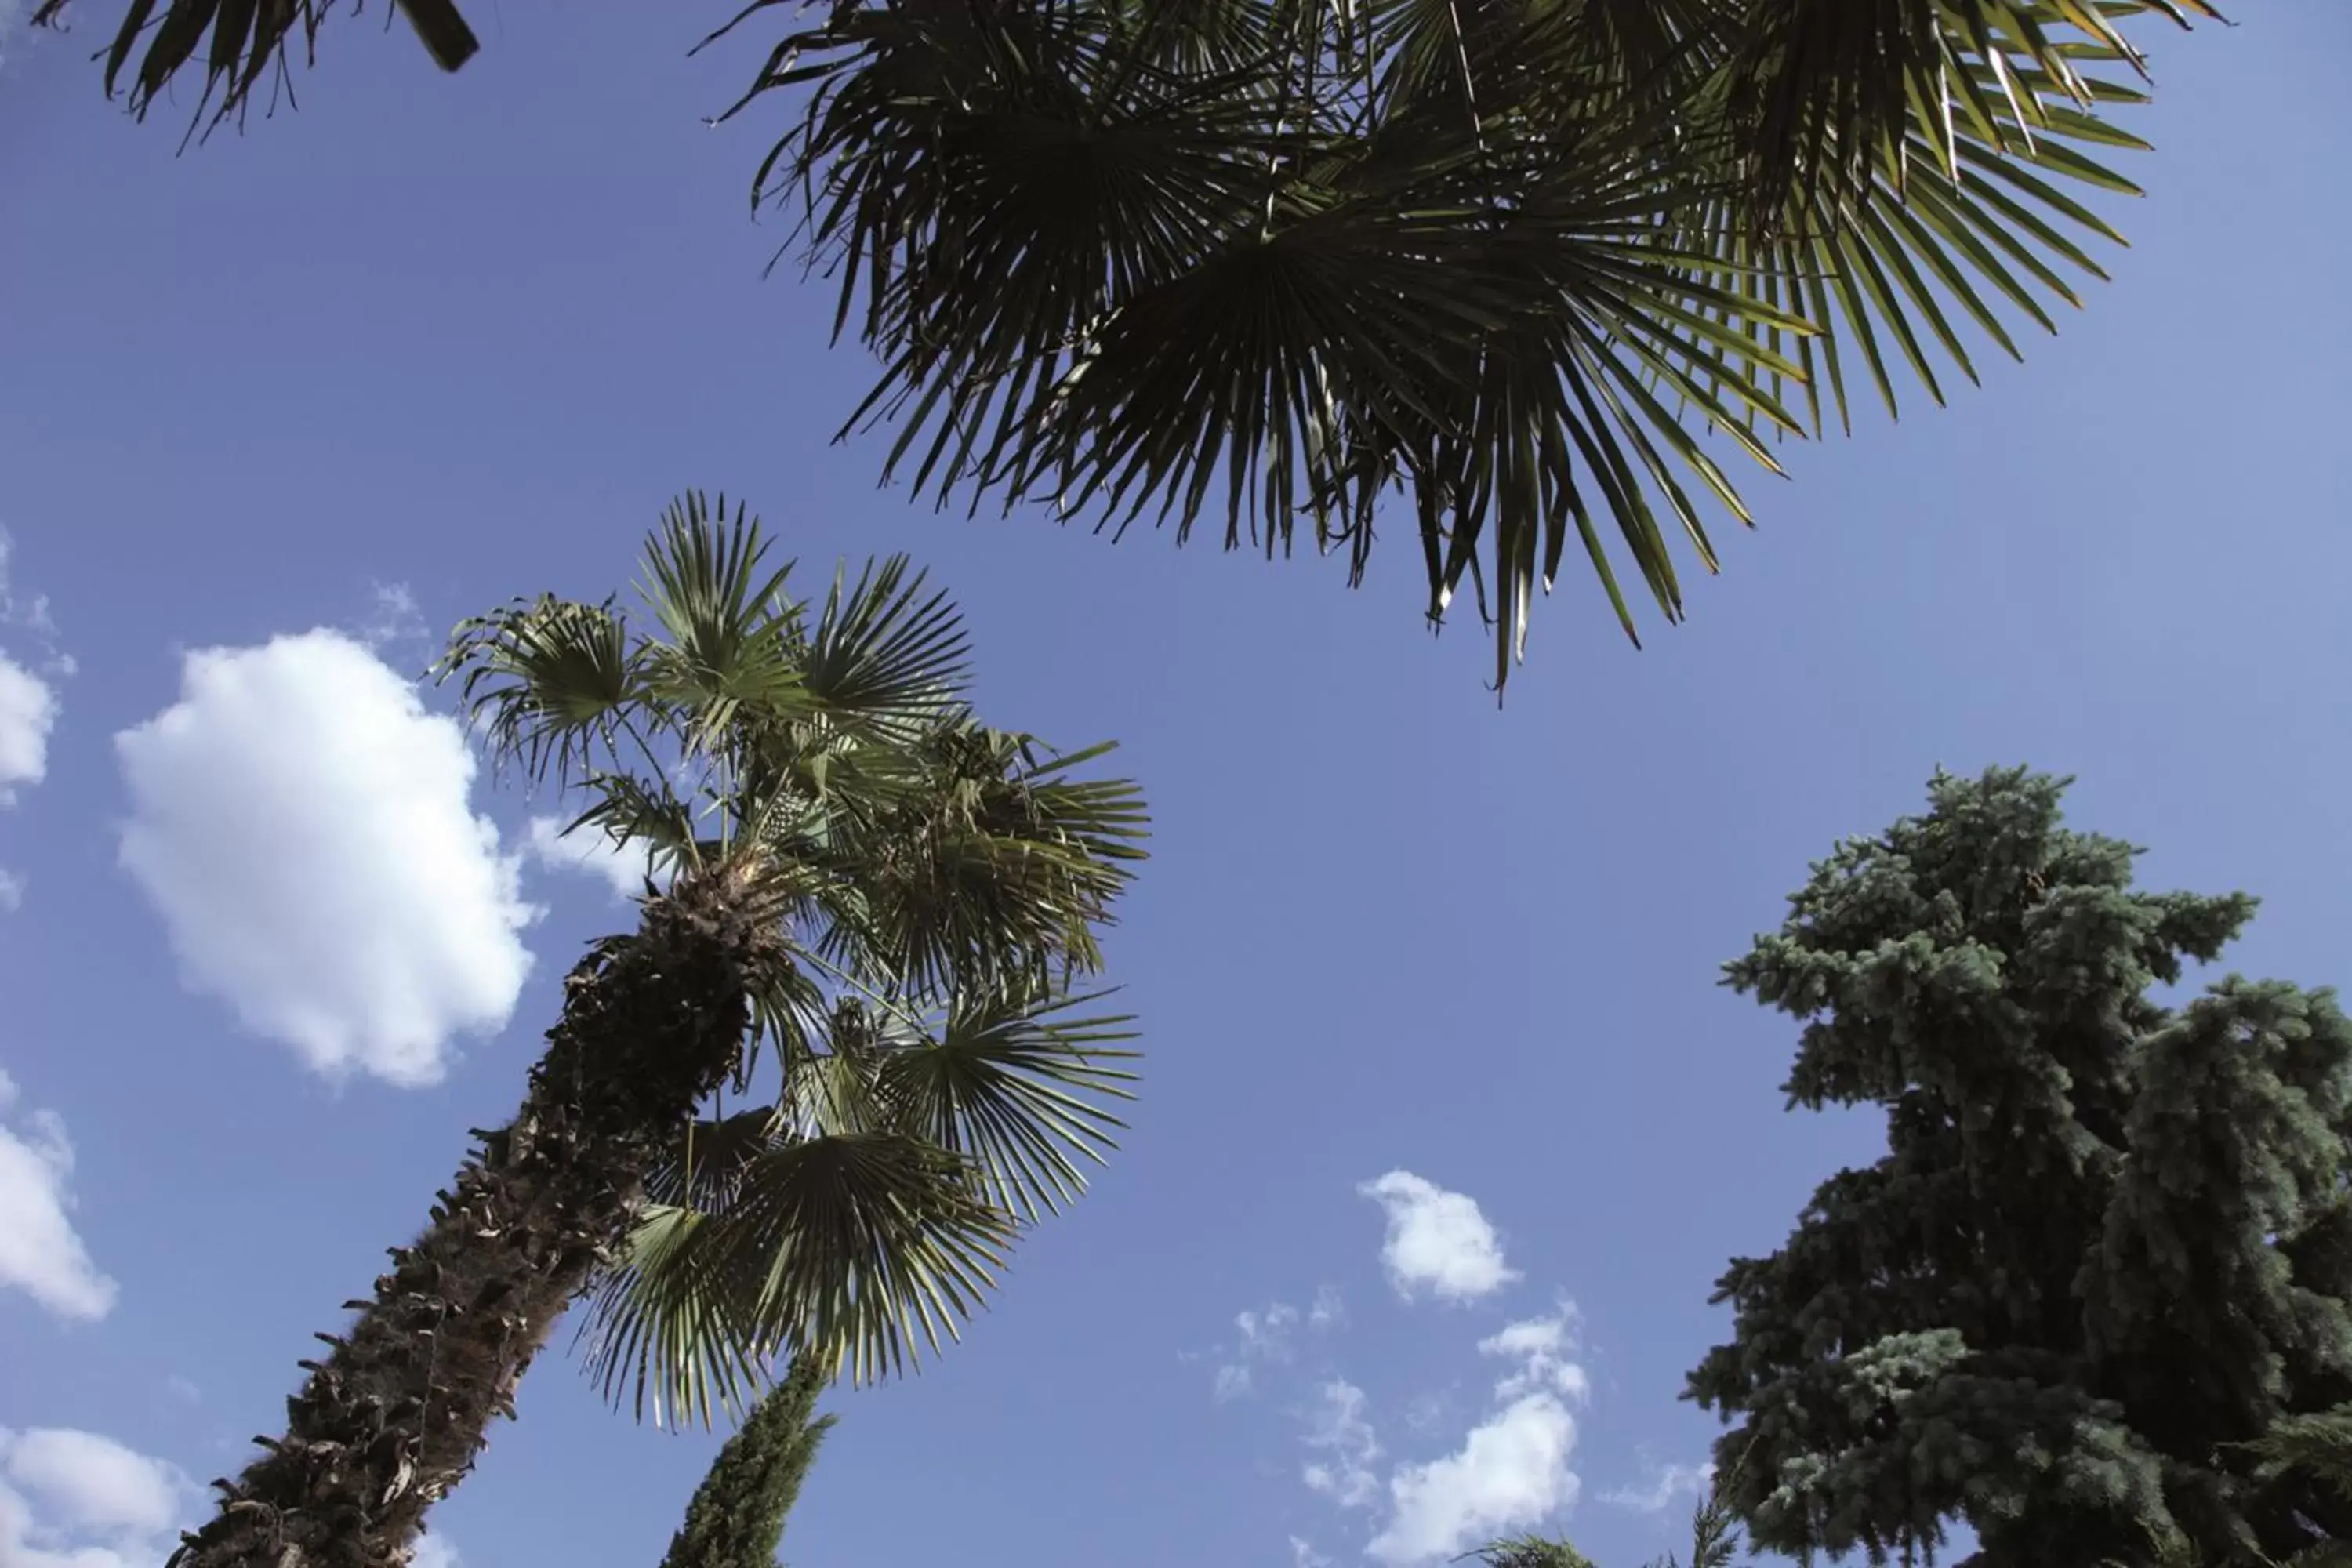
top-left (35, 0), bottom-right (477, 134)
top-left (579, 1133), bottom-right (1016, 1421)
top-left (710, 0), bottom-right (2215, 691)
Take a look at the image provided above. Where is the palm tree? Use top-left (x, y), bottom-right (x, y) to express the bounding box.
top-left (164, 492), bottom-right (1149, 1568)
top-left (62, 2), bottom-right (2223, 691)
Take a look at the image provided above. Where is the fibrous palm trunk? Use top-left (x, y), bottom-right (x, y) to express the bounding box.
top-left (171, 871), bottom-right (782, 1568)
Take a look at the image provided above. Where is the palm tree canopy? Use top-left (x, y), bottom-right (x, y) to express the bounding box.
top-left (435, 492), bottom-right (1149, 1418)
top-left (706, 0), bottom-right (2220, 693)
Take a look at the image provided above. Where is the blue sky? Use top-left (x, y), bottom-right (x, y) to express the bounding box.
top-left (1, 8), bottom-right (2348, 1568)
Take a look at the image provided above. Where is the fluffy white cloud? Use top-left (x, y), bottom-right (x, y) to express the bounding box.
top-left (1367, 1394), bottom-right (1582, 1565)
top-left (1359, 1171), bottom-right (1519, 1303)
top-left (0, 653), bottom-right (55, 804)
top-left (412, 1531), bottom-right (462, 1568)
top-left (115, 632), bottom-right (537, 1087)
top-left (0, 1426), bottom-right (194, 1568)
top-left (0, 1069), bottom-right (116, 1322)
top-left (524, 815), bottom-right (658, 903)
top-left (1301, 1379), bottom-right (1382, 1511)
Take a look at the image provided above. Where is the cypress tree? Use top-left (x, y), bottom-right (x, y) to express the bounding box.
top-left (1686, 767), bottom-right (2352, 1566)
top-left (657, 1356), bottom-right (837, 1568)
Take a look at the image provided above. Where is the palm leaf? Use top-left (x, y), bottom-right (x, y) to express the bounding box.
top-left (439, 594), bottom-right (645, 789)
top-left (579, 1133), bottom-right (1017, 1419)
top-left (35, 0), bottom-right (478, 133)
top-left (713, 0), bottom-right (2217, 692)
top-left (869, 988), bottom-right (1139, 1222)
top-left (796, 554), bottom-right (974, 734)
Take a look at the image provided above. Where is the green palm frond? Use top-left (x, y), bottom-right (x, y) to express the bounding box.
top-left (441, 593), bottom-right (644, 789)
top-left (869, 988), bottom-right (1139, 1222)
top-left (1723, 0), bottom-right (2221, 229)
top-left (590, 975), bottom-right (1138, 1419)
top-left (1465, 1535), bottom-right (1599, 1568)
top-left (638, 492), bottom-right (816, 757)
top-left (36, 0), bottom-right (477, 134)
top-left (814, 730), bottom-right (1150, 997)
top-left (579, 1133), bottom-right (1016, 1421)
top-left (710, 0), bottom-right (2215, 691)
top-left (796, 555), bottom-right (973, 733)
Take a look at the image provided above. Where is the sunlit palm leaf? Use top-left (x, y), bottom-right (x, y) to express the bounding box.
top-left (1722, 0), bottom-right (2220, 229)
top-left (582, 1133), bottom-right (1016, 1416)
top-left (638, 492), bottom-right (815, 757)
top-left (869, 988), bottom-right (1139, 1221)
top-left (441, 594), bottom-right (644, 789)
top-left (815, 731), bottom-right (1149, 997)
top-left (796, 554), bottom-right (973, 733)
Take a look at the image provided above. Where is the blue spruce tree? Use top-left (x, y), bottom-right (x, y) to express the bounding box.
top-left (1689, 767), bottom-right (2352, 1566)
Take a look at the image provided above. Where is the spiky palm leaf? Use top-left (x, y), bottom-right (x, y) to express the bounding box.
top-left (579, 986), bottom-right (1139, 1421)
top-left (37, 0), bottom-right (477, 132)
top-left (437, 492), bottom-right (1148, 1410)
top-left (703, 0), bottom-right (2218, 691)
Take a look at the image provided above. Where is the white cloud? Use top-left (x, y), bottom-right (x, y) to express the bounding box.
top-left (0, 1069), bottom-right (116, 1322)
top-left (412, 1531), bottom-right (461, 1568)
top-left (524, 815), bottom-right (658, 903)
top-left (1290, 1537), bottom-right (1331, 1568)
top-left (1301, 1379), bottom-right (1381, 1511)
top-left (115, 632), bottom-right (538, 1087)
top-left (1367, 1394), bottom-right (1582, 1565)
top-left (0, 0), bottom-right (25, 74)
top-left (0, 1426), bottom-right (195, 1568)
top-left (165, 1377), bottom-right (201, 1406)
top-left (0, 653), bottom-right (55, 804)
top-left (1599, 1461), bottom-right (1711, 1515)
top-left (1358, 1171), bottom-right (1519, 1303)
top-left (358, 583), bottom-right (428, 654)
top-left (0, 869), bottom-right (22, 912)
top-left (1479, 1307), bottom-right (1588, 1403)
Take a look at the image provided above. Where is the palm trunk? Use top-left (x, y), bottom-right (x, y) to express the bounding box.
top-left (656, 1355), bottom-right (836, 1568)
top-left (171, 872), bottom-right (782, 1568)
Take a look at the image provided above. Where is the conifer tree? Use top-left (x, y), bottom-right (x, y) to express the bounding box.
top-left (657, 1356), bottom-right (836, 1568)
top-left (1686, 767), bottom-right (2352, 1567)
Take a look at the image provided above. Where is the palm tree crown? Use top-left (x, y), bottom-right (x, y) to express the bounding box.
top-left (442, 492), bottom-right (1150, 1411)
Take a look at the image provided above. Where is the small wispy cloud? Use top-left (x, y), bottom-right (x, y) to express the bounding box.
top-left (1599, 1461), bottom-right (1712, 1515)
top-left (1206, 1289), bottom-right (1344, 1402)
top-left (1301, 1379), bottom-right (1382, 1511)
top-left (356, 583), bottom-right (430, 659)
